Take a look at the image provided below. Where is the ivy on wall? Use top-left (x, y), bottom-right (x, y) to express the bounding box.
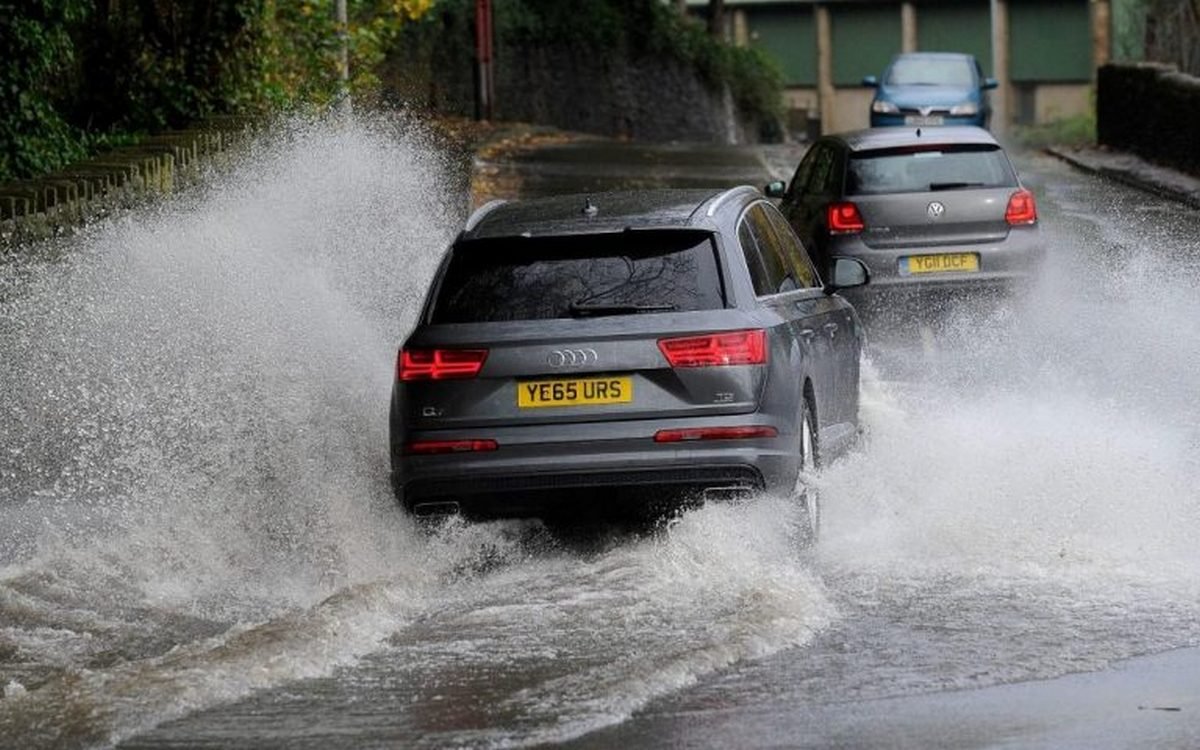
top-left (0, 0), bottom-right (91, 180)
top-left (0, 0), bottom-right (434, 183)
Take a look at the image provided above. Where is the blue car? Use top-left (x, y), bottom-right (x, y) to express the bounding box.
top-left (864, 52), bottom-right (998, 129)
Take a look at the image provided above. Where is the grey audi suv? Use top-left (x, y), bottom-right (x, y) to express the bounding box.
top-left (390, 188), bottom-right (868, 534)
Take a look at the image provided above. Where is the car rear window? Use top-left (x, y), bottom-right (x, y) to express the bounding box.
top-left (430, 231), bottom-right (726, 323)
top-left (846, 145), bottom-right (1018, 196)
top-left (886, 57), bottom-right (975, 86)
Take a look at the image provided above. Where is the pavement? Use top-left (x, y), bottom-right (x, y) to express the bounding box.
top-left (1043, 144), bottom-right (1200, 209)
top-left (568, 647), bottom-right (1200, 750)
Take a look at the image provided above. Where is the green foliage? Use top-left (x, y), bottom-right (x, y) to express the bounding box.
top-left (1012, 112), bottom-right (1097, 149)
top-left (1013, 89), bottom-right (1098, 149)
top-left (216, 0), bottom-right (436, 111)
top-left (0, 0), bottom-right (434, 183)
top-left (0, 0), bottom-right (91, 179)
top-left (648, 8), bottom-right (786, 123)
top-left (70, 1), bottom-right (287, 131)
top-left (497, 0), bottom-right (632, 48)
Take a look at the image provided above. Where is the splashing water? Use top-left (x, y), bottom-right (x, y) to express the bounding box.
top-left (821, 163), bottom-right (1200, 583)
top-left (1, 116), bottom-right (460, 588)
top-left (0, 118), bottom-right (835, 748)
top-left (0, 114), bottom-right (471, 744)
top-left (0, 134), bottom-right (1198, 749)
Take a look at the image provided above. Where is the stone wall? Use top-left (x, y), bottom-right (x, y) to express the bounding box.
top-left (0, 118), bottom-right (252, 249)
top-left (1097, 62), bottom-right (1200, 176)
top-left (387, 41), bottom-right (771, 145)
top-left (491, 45), bottom-right (753, 144)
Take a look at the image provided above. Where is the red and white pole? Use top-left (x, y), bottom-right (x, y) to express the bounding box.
top-left (474, 0), bottom-right (494, 121)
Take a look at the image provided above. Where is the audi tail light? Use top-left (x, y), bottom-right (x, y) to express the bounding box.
top-left (827, 202), bottom-right (865, 234)
top-left (658, 329), bottom-right (767, 368)
top-left (1005, 188), bottom-right (1038, 225)
top-left (654, 426), bottom-right (778, 443)
top-left (398, 348), bottom-right (488, 381)
top-left (404, 439), bottom-right (498, 455)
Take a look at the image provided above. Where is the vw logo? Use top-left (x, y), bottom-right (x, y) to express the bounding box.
top-left (927, 201), bottom-right (946, 220)
top-left (548, 348), bottom-right (598, 367)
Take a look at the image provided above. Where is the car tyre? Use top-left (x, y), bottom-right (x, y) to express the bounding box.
top-left (795, 396), bottom-right (821, 547)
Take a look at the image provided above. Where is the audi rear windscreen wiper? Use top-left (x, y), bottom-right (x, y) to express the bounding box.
top-left (929, 181), bottom-right (986, 191)
top-left (568, 302), bottom-right (678, 317)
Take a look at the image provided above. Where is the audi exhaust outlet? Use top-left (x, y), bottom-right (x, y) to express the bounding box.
top-left (701, 485), bottom-right (757, 503)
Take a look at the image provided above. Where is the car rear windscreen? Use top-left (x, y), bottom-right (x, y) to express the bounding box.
top-left (846, 145), bottom-right (1018, 196)
top-left (430, 231), bottom-right (726, 323)
top-left (886, 58), bottom-right (975, 86)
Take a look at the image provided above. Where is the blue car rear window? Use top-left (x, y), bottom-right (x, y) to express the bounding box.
top-left (431, 231), bottom-right (726, 323)
top-left (886, 58), bottom-right (976, 87)
top-left (846, 145), bottom-right (1018, 196)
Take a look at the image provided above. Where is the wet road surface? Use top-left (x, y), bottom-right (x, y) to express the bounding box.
top-left (2, 120), bottom-right (1199, 749)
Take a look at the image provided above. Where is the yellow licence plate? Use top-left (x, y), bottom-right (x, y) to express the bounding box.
top-left (906, 253), bottom-right (979, 274)
top-left (518, 376), bottom-right (633, 408)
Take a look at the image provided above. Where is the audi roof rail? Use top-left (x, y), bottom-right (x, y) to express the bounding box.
top-left (703, 185), bottom-right (760, 219)
top-left (463, 199), bottom-right (508, 232)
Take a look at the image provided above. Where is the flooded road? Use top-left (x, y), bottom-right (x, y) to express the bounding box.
top-left (2, 120), bottom-right (1199, 748)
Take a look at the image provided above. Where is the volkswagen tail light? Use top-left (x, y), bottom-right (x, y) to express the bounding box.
top-left (1005, 188), bottom-right (1038, 225)
top-left (827, 202), bottom-right (865, 234)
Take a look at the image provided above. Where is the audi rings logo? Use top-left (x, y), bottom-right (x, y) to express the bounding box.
top-left (548, 348), bottom-right (598, 367)
top-left (927, 201), bottom-right (946, 220)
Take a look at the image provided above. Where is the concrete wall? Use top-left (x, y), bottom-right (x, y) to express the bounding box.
top-left (1031, 84), bottom-right (1092, 124)
top-left (782, 81), bottom-right (1091, 135)
top-left (732, 0), bottom-right (1101, 136)
top-left (829, 88), bottom-right (876, 133)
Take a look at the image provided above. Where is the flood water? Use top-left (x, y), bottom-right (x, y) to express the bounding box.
top-left (1, 120), bottom-right (1198, 749)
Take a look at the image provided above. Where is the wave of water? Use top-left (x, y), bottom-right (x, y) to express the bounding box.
top-left (823, 162), bottom-right (1200, 580)
top-left (0, 119), bottom-right (837, 749)
top-left (807, 163), bottom-right (1200, 696)
top-left (1, 134), bottom-right (1198, 749)
top-left (0, 114), bottom-right (466, 746)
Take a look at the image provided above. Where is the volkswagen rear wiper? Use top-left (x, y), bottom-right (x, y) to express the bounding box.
top-left (568, 302), bottom-right (678, 317)
top-left (929, 181), bottom-right (985, 191)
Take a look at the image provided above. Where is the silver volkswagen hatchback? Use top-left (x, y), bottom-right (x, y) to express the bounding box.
top-left (390, 188), bottom-right (868, 532)
top-left (768, 126), bottom-right (1043, 315)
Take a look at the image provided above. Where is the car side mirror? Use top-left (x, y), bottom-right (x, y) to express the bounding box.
top-left (826, 257), bottom-right (870, 292)
top-left (983, 77), bottom-right (999, 90)
top-left (764, 180), bottom-right (787, 199)
top-left (862, 75), bottom-right (879, 88)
